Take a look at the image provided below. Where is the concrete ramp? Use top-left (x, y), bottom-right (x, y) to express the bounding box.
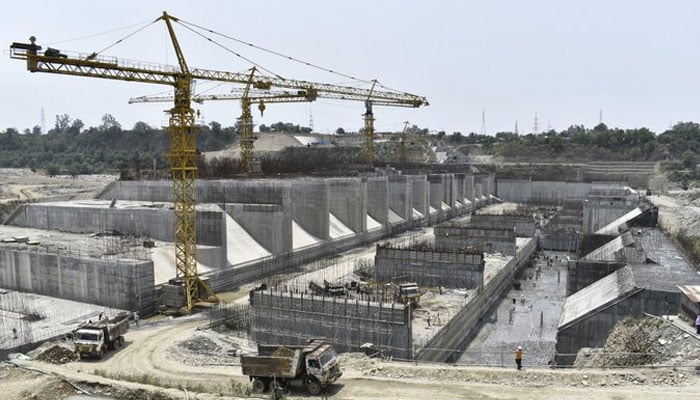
top-left (412, 208), bottom-right (424, 219)
top-left (367, 214), bottom-right (382, 231)
top-left (388, 208), bottom-right (405, 224)
top-left (595, 207), bottom-right (643, 235)
top-left (441, 201), bottom-right (451, 211)
top-left (224, 214), bottom-right (271, 265)
top-left (455, 200), bottom-right (463, 208)
top-left (429, 206), bottom-right (438, 215)
top-left (151, 245), bottom-right (214, 285)
top-left (582, 236), bottom-right (624, 262)
top-left (329, 212), bottom-right (354, 239)
top-left (292, 220), bottom-right (322, 249)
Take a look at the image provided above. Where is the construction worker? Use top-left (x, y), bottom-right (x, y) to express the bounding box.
top-left (515, 346), bottom-right (523, 370)
top-left (695, 314), bottom-right (700, 335)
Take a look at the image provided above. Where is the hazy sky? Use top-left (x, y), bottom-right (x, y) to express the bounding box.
top-left (3, 0), bottom-right (700, 135)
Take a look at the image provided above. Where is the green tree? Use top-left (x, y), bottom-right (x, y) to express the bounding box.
top-left (682, 150), bottom-right (697, 170)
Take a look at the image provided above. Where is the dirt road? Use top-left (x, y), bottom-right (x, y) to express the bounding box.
top-left (6, 316), bottom-right (699, 399)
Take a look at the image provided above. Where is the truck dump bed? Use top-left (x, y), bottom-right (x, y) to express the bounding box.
top-left (240, 353), bottom-right (301, 378)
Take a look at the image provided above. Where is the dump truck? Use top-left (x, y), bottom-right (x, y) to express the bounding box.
top-left (73, 311), bottom-right (130, 359)
top-left (390, 277), bottom-right (421, 306)
top-left (240, 339), bottom-right (342, 395)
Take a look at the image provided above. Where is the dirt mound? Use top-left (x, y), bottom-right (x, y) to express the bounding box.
top-left (178, 336), bottom-right (220, 354)
top-left (575, 316), bottom-right (700, 368)
top-left (35, 344), bottom-right (79, 364)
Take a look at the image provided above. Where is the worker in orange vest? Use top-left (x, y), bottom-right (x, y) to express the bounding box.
top-left (515, 346), bottom-right (523, 370)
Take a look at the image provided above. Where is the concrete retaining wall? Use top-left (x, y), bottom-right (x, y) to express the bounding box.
top-left (538, 230), bottom-right (578, 252)
top-left (225, 203), bottom-right (292, 255)
top-left (566, 260), bottom-right (625, 296)
top-left (389, 176), bottom-right (412, 221)
top-left (374, 246), bottom-right (484, 289)
top-left (435, 226), bottom-right (516, 256)
top-left (366, 177), bottom-right (389, 226)
top-left (582, 197), bottom-right (633, 234)
top-left (8, 204), bottom-right (225, 247)
top-left (555, 288), bottom-right (680, 365)
top-left (417, 237), bottom-right (537, 362)
top-left (291, 179), bottom-right (329, 240)
top-left (249, 290), bottom-right (412, 359)
top-left (328, 178), bottom-right (367, 233)
top-left (470, 214), bottom-right (536, 237)
top-left (496, 180), bottom-right (625, 204)
top-left (0, 248), bottom-right (154, 314)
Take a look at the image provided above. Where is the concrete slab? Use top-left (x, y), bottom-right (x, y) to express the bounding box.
top-left (388, 208), bottom-right (404, 225)
top-left (429, 206), bottom-right (438, 215)
top-left (0, 289), bottom-right (125, 352)
top-left (412, 208), bottom-right (424, 220)
top-left (441, 201), bottom-right (451, 211)
top-left (292, 220), bottom-right (321, 250)
top-left (329, 212), bottom-right (354, 240)
top-left (366, 214), bottom-right (382, 231)
top-left (595, 207), bottom-right (643, 235)
top-left (459, 250), bottom-right (572, 366)
top-left (224, 214), bottom-right (270, 265)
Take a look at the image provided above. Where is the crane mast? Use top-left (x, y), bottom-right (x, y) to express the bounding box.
top-left (9, 12), bottom-right (428, 310)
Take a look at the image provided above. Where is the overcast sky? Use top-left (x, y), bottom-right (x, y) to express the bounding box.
top-left (3, 0), bottom-right (700, 135)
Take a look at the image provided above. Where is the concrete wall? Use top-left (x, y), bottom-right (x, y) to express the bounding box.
top-left (496, 180), bottom-right (626, 204)
top-left (249, 290), bottom-right (412, 359)
top-left (9, 204), bottom-right (225, 247)
top-left (555, 288), bottom-right (681, 365)
top-left (0, 248), bottom-right (154, 314)
top-left (582, 197), bottom-right (634, 234)
top-left (328, 178), bottom-right (367, 233)
top-left (442, 174), bottom-right (456, 208)
top-left (374, 246), bottom-right (484, 289)
top-left (566, 260), bottom-right (625, 296)
top-left (428, 175), bottom-right (445, 216)
top-left (409, 175), bottom-right (429, 220)
top-left (470, 214), bottom-right (536, 237)
top-left (225, 203), bottom-right (292, 255)
top-left (99, 179), bottom-right (292, 205)
top-left (417, 237), bottom-right (537, 362)
top-left (538, 230), bottom-right (578, 252)
top-left (464, 174), bottom-right (475, 204)
top-left (435, 226), bottom-right (516, 256)
top-left (291, 179), bottom-right (329, 240)
top-left (388, 176), bottom-right (412, 221)
top-left (366, 177), bottom-right (389, 226)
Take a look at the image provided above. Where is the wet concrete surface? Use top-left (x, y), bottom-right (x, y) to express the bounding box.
top-left (458, 250), bottom-right (572, 367)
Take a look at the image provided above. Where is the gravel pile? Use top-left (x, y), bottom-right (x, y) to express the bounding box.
top-left (575, 316), bottom-right (700, 368)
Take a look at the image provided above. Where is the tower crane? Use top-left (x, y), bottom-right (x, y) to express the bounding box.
top-left (9, 12), bottom-right (427, 310)
top-left (130, 67), bottom-right (319, 173)
top-left (132, 77), bottom-right (425, 168)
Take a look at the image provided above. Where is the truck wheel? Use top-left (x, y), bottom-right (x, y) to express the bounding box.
top-left (97, 348), bottom-right (104, 359)
top-left (306, 380), bottom-right (322, 395)
top-left (252, 378), bottom-right (267, 393)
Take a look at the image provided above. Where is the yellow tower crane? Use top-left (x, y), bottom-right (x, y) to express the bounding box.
top-left (130, 68), bottom-right (319, 173)
top-left (10, 12), bottom-right (427, 310)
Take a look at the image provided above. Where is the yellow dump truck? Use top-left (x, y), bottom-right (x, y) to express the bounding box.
top-left (240, 339), bottom-right (342, 395)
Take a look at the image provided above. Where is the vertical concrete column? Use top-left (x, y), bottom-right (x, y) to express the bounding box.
top-left (475, 183), bottom-right (483, 207)
top-left (464, 174), bottom-right (475, 206)
top-left (454, 173), bottom-right (466, 208)
top-left (389, 175), bottom-right (412, 220)
top-left (442, 174), bottom-right (457, 209)
top-left (409, 175), bottom-right (429, 220)
top-left (366, 176), bottom-right (389, 227)
top-left (428, 174), bottom-right (445, 214)
top-left (291, 178), bottom-right (330, 240)
top-left (328, 178), bottom-right (367, 233)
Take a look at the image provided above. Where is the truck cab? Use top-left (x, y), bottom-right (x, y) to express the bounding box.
top-left (74, 328), bottom-right (107, 358)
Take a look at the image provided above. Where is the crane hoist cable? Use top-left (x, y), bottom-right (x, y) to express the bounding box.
top-left (46, 19), bottom-right (154, 47)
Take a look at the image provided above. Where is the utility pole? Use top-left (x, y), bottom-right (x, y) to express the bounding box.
top-left (480, 109), bottom-right (486, 135)
top-left (533, 113), bottom-right (539, 134)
